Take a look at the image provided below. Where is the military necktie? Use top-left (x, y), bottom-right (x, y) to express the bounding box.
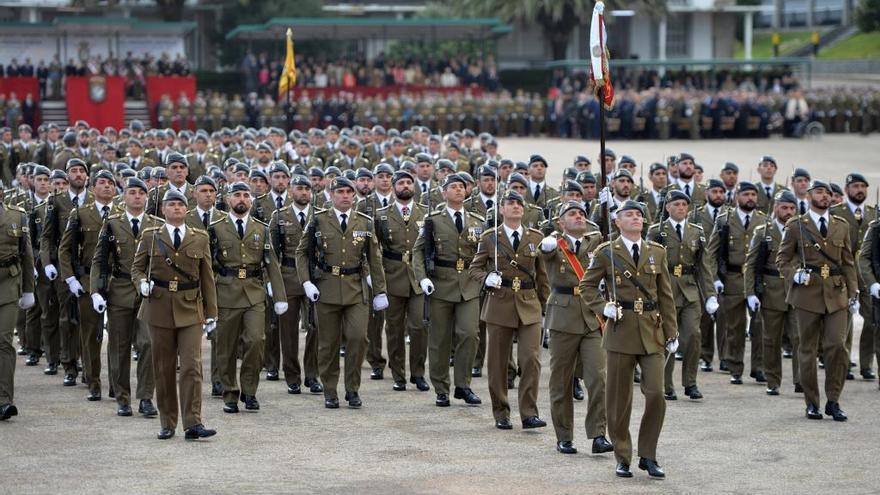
top-left (486, 199), bottom-right (493, 210)
top-left (676, 223), bottom-right (683, 241)
top-left (131, 218), bottom-right (140, 237)
top-left (382, 197), bottom-right (388, 208)
top-left (202, 212), bottom-right (209, 228)
top-left (276, 196), bottom-right (283, 210)
top-left (512, 230), bottom-right (520, 251)
top-left (173, 227), bottom-right (181, 249)
top-left (712, 207), bottom-right (718, 222)
top-left (454, 211), bottom-right (463, 233)
top-left (855, 207), bottom-right (862, 225)
top-left (422, 183), bottom-right (427, 193)
top-left (236, 218), bottom-right (244, 239)
top-left (631, 242), bottom-right (640, 265)
top-left (819, 217), bottom-right (828, 237)
top-left (534, 184), bottom-right (541, 201)
top-left (743, 214), bottom-right (750, 231)
top-left (299, 212), bottom-right (306, 229)
top-left (72, 195), bottom-right (79, 207)
top-left (684, 184), bottom-right (691, 197)
top-left (101, 205), bottom-right (110, 220)
top-left (340, 213), bottom-right (347, 232)
top-left (574, 240), bottom-right (581, 253)
top-left (800, 201), bottom-right (806, 215)
top-left (765, 186), bottom-right (772, 198)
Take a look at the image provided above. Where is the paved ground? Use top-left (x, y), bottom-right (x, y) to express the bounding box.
top-left (3, 135), bottom-right (879, 494)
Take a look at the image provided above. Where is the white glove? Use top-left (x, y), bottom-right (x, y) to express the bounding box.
top-left (139, 279), bottom-right (154, 297)
top-left (705, 296), bottom-right (719, 315)
top-left (33, 267), bottom-right (38, 279)
top-left (203, 318), bottom-right (217, 336)
top-left (91, 293), bottom-right (107, 314)
top-left (303, 281), bottom-right (320, 302)
top-left (485, 272), bottom-right (502, 288)
top-left (603, 302), bottom-right (619, 320)
top-left (665, 338), bottom-right (679, 354)
top-left (540, 235), bottom-right (557, 252)
top-left (17, 292), bottom-right (35, 310)
top-left (598, 188), bottom-right (611, 205)
top-left (850, 298), bottom-right (860, 315)
top-left (793, 269), bottom-right (810, 285)
top-left (870, 283), bottom-right (879, 298)
top-left (274, 301), bottom-right (289, 315)
top-left (44, 264), bottom-right (58, 281)
top-left (366, 275), bottom-right (372, 289)
top-left (713, 280), bottom-right (724, 293)
top-left (373, 293), bottom-right (389, 311)
top-left (420, 278), bottom-right (435, 295)
top-left (267, 282), bottom-right (273, 298)
top-left (747, 295), bottom-right (761, 313)
top-left (65, 276), bottom-right (85, 296)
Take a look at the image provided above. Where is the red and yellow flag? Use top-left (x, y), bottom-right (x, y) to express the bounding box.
top-left (278, 27), bottom-right (297, 97)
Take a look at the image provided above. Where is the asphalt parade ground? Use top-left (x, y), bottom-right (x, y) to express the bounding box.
top-left (3, 135), bottom-right (879, 494)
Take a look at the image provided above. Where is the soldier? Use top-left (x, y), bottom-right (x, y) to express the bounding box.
top-left (755, 156), bottom-right (787, 214)
top-left (660, 154), bottom-right (705, 213)
top-left (374, 170), bottom-right (430, 391)
top-left (580, 200), bottom-right (677, 479)
top-left (506, 174), bottom-right (547, 230)
top-left (648, 190), bottom-right (716, 401)
top-left (51, 132), bottom-right (79, 171)
top-left (857, 216), bottom-right (880, 390)
top-left (524, 155), bottom-right (559, 219)
top-left (294, 177), bottom-right (387, 409)
top-left (791, 168), bottom-right (811, 215)
top-left (132, 190), bottom-right (218, 440)
top-left (147, 153), bottom-right (194, 215)
top-left (719, 163), bottom-right (739, 206)
top-left (829, 173), bottom-right (877, 380)
top-left (89, 177), bottom-right (160, 417)
top-left (185, 133), bottom-right (217, 182)
top-left (745, 191), bottom-right (801, 395)
top-left (412, 173), bottom-right (484, 408)
top-left (539, 201), bottom-right (612, 454)
top-left (591, 169), bottom-right (635, 233)
top-left (269, 174), bottom-right (322, 395)
top-left (639, 163), bottom-right (667, 222)
top-left (0, 196), bottom-right (36, 421)
top-left (706, 182), bottom-right (766, 385)
top-left (777, 181), bottom-right (857, 422)
top-left (209, 182), bottom-right (286, 413)
top-left (470, 190), bottom-right (549, 429)
top-left (693, 179), bottom-right (727, 371)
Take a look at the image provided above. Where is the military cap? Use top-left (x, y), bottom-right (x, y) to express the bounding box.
top-left (93, 169), bottom-right (115, 183)
top-left (559, 201), bottom-right (587, 217)
top-left (574, 155), bottom-right (591, 165)
top-left (774, 190), bottom-right (797, 205)
top-left (194, 175), bottom-right (218, 191)
top-left (442, 173), bottom-right (467, 189)
top-left (694, 163), bottom-right (704, 172)
top-left (508, 172), bottom-right (529, 188)
top-left (221, 128), bottom-right (233, 137)
top-left (459, 172), bottom-right (475, 184)
top-left (342, 170), bottom-right (357, 181)
top-left (501, 189), bottom-right (525, 205)
top-left (309, 166), bottom-right (324, 178)
top-left (66, 158), bottom-right (88, 172)
top-left (151, 167), bottom-right (167, 180)
top-left (325, 166), bottom-right (342, 177)
top-left (297, 138), bottom-right (311, 147)
top-left (345, 138), bottom-right (362, 149)
top-left (154, 130), bottom-right (167, 140)
top-left (137, 167), bottom-right (152, 181)
top-left (563, 180), bottom-right (584, 195)
top-left (400, 161), bottom-right (416, 173)
top-left (401, 130), bottom-right (413, 139)
top-left (722, 162), bottom-right (739, 173)
top-left (846, 173), bottom-right (868, 186)
top-left (331, 177), bottom-right (355, 191)
top-left (130, 120), bottom-right (144, 131)
top-left (514, 161), bottom-right (529, 172)
top-left (326, 125), bottom-right (340, 133)
top-left (707, 178), bottom-right (725, 191)
top-left (269, 162), bottom-right (291, 177)
top-left (604, 149), bottom-right (617, 159)
top-left (269, 127), bottom-right (285, 136)
top-left (677, 153), bottom-right (695, 163)
top-left (499, 158), bottom-right (514, 168)
top-left (257, 142), bottom-right (274, 152)
top-left (486, 138), bottom-right (498, 147)
top-left (96, 136), bottom-right (110, 146)
top-left (128, 138), bottom-right (143, 148)
top-left (194, 133), bottom-right (209, 143)
top-left (233, 163), bottom-right (250, 175)
top-left (619, 155), bottom-right (636, 167)
top-left (249, 169), bottom-right (269, 182)
top-left (32, 165), bottom-right (51, 177)
top-left (437, 159), bottom-right (456, 172)
top-left (228, 182), bottom-right (252, 194)
top-left (617, 200), bottom-right (645, 216)
top-left (162, 190), bottom-right (188, 205)
top-left (119, 169), bottom-right (136, 179)
top-left (613, 168), bottom-right (633, 181)
top-left (577, 171), bottom-right (597, 184)
top-left (290, 165), bottom-right (307, 177)
top-left (223, 157), bottom-right (240, 169)
top-left (372, 125), bottom-right (387, 135)
top-left (760, 155), bottom-right (777, 166)
top-left (648, 162), bottom-right (667, 174)
top-left (165, 152), bottom-right (187, 167)
top-left (463, 129), bottom-right (476, 138)
top-left (373, 163), bottom-right (394, 176)
top-left (50, 170), bottom-right (68, 181)
top-left (529, 154), bottom-right (548, 167)
top-left (291, 175), bottom-right (311, 188)
top-left (310, 129), bottom-right (326, 138)
top-left (477, 165), bottom-right (497, 178)
top-left (737, 181), bottom-right (758, 194)
top-left (447, 142), bottom-right (461, 152)
top-left (356, 167), bottom-right (374, 179)
top-left (62, 132), bottom-right (77, 145)
top-left (830, 183), bottom-right (843, 196)
top-left (428, 135), bottom-right (441, 143)
top-left (563, 167), bottom-right (579, 180)
top-left (415, 153), bottom-right (433, 164)
top-left (666, 189), bottom-right (690, 204)
top-left (807, 180), bottom-right (831, 193)
top-left (393, 169), bottom-right (415, 184)
top-left (124, 177), bottom-right (148, 193)
top-left (792, 168), bottom-right (811, 180)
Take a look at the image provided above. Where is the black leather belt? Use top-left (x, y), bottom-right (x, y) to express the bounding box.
top-left (668, 264), bottom-right (695, 276)
top-left (726, 264), bottom-right (742, 273)
top-left (112, 270), bottom-right (131, 279)
top-left (218, 266), bottom-right (263, 278)
top-left (619, 300), bottom-right (658, 312)
top-left (435, 258), bottom-right (470, 271)
top-left (281, 258), bottom-right (296, 268)
top-left (805, 264), bottom-right (842, 276)
top-left (499, 278), bottom-right (536, 290)
top-left (151, 278), bottom-right (199, 292)
top-left (553, 286), bottom-right (581, 295)
top-left (0, 256), bottom-right (20, 268)
top-left (382, 250), bottom-right (405, 261)
top-left (318, 261), bottom-right (359, 276)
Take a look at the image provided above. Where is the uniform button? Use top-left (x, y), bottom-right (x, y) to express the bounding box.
top-left (342, 249), bottom-right (346, 253)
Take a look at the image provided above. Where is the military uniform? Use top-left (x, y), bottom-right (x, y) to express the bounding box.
top-left (147, 184), bottom-right (195, 218)
top-left (689, 203), bottom-right (725, 367)
top-left (28, 198), bottom-right (60, 370)
top-left (755, 182), bottom-right (787, 215)
top-left (131, 223), bottom-right (218, 435)
top-left (856, 220), bottom-right (880, 382)
top-left (209, 213), bottom-right (285, 409)
top-left (580, 235), bottom-right (677, 469)
top-left (357, 193), bottom-right (390, 377)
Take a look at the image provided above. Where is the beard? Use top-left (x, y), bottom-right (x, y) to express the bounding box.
top-left (232, 202), bottom-right (250, 215)
top-left (395, 188), bottom-right (414, 201)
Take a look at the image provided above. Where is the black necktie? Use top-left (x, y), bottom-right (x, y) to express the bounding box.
top-left (72, 195), bottom-right (79, 207)
top-left (299, 212), bottom-right (306, 229)
top-left (765, 186), bottom-right (771, 198)
top-left (676, 223), bottom-right (683, 240)
top-left (173, 227), bottom-right (181, 249)
top-left (486, 199), bottom-right (493, 210)
top-left (454, 211), bottom-right (463, 233)
top-left (276, 196), bottom-right (283, 210)
top-left (743, 214), bottom-right (750, 231)
top-left (800, 201), bottom-right (806, 215)
top-left (131, 218), bottom-right (140, 237)
top-left (422, 183), bottom-right (427, 193)
top-left (712, 207), bottom-right (718, 222)
top-left (236, 218), bottom-right (244, 238)
top-left (202, 212), bottom-right (209, 228)
top-left (512, 230), bottom-right (520, 251)
top-left (101, 205), bottom-right (110, 219)
top-left (684, 184), bottom-right (691, 197)
top-left (574, 240), bottom-right (581, 253)
top-left (819, 217), bottom-right (828, 237)
top-left (340, 213), bottom-right (347, 232)
top-left (382, 198), bottom-right (388, 208)
top-left (534, 184), bottom-right (541, 201)
top-left (632, 243), bottom-right (640, 266)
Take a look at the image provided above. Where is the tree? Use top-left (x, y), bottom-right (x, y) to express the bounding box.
top-left (440, 0), bottom-right (666, 60)
top-left (856, 0), bottom-right (880, 32)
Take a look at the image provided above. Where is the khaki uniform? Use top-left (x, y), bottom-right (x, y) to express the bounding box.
top-left (647, 219), bottom-right (714, 394)
top-left (540, 232), bottom-right (606, 442)
top-left (755, 182), bottom-right (788, 215)
top-left (185, 153), bottom-right (218, 183)
top-left (269, 204), bottom-right (319, 388)
top-left (89, 213), bottom-right (162, 407)
top-left (51, 147), bottom-right (80, 171)
top-left (777, 213), bottom-right (858, 408)
top-left (412, 209), bottom-right (484, 396)
top-left (330, 154), bottom-right (371, 172)
top-left (375, 201), bottom-right (429, 383)
top-left (706, 208), bottom-right (766, 377)
top-left (357, 194), bottom-right (389, 374)
top-left (147, 184), bottom-right (195, 219)
top-left (58, 201), bottom-right (112, 396)
top-left (689, 204), bottom-right (725, 365)
top-left (209, 215), bottom-right (285, 404)
top-left (744, 219), bottom-right (800, 390)
top-left (294, 209), bottom-right (386, 401)
top-left (580, 237), bottom-right (678, 465)
top-left (661, 182), bottom-right (706, 213)
top-left (856, 220), bottom-right (880, 376)
top-left (131, 225), bottom-right (218, 431)
top-left (524, 182), bottom-right (560, 219)
top-left (0, 204), bottom-right (35, 407)
top-left (28, 200), bottom-right (61, 366)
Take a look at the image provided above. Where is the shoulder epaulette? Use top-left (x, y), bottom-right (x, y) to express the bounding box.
top-left (256, 193), bottom-right (268, 200)
top-left (527, 227), bottom-right (543, 235)
top-left (467, 211), bottom-right (485, 221)
top-left (253, 217), bottom-right (269, 227)
top-left (585, 230), bottom-right (602, 237)
top-left (9, 204), bottom-right (26, 214)
top-left (190, 227), bottom-right (209, 236)
top-left (831, 214), bottom-right (849, 224)
top-left (595, 240), bottom-right (612, 251)
top-left (209, 218), bottom-right (224, 227)
top-left (377, 204), bottom-right (391, 213)
top-left (108, 212), bottom-right (124, 220)
top-left (141, 226), bottom-right (162, 234)
top-left (646, 240), bottom-right (665, 249)
top-left (147, 214), bottom-right (165, 224)
top-left (355, 211), bottom-right (373, 221)
top-left (428, 210), bottom-right (443, 217)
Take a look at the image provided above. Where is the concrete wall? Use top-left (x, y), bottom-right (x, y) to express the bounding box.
top-left (629, 15), bottom-right (656, 60)
top-left (713, 12), bottom-right (737, 58)
top-left (691, 12), bottom-right (714, 59)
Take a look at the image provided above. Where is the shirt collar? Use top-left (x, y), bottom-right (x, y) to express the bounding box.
top-left (446, 206), bottom-right (464, 219)
top-left (70, 190), bottom-right (86, 204)
top-left (126, 211), bottom-right (144, 224)
top-left (396, 200), bottom-right (413, 216)
top-left (667, 217), bottom-right (686, 230)
top-left (736, 208), bottom-right (753, 225)
top-left (678, 178), bottom-right (695, 190)
top-left (776, 219), bottom-right (786, 234)
top-left (292, 203), bottom-right (310, 217)
top-left (229, 212), bottom-right (250, 228)
top-left (196, 206), bottom-right (213, 217)
top-left (271, 191), bottom-right (287, 203)
top-left (808, 208), bottom-right (829, 227)
top-left (333, 207), bottom-right (352, 223)
top-left (566, 233), bottom-right (583, 248)
top-left (620, 236), bottom-right (642, 259)
top-left (94, 200), bottom-right (110, 213)
top-left (846, 198), bottom-right (864, 214)
top-left (165, 222), bottom-right (186, 240)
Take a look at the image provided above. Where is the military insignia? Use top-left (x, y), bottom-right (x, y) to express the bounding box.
top-left (21, 226), bottom-right (28, 233)
top-left (648, 255), bottom-right (655, 265)
top-left (89, 75), bottom-right (107, 103)
top-left (474, 226), bottom-right (483, 235)
top-left (253, 233), bottom-right (260, 242)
